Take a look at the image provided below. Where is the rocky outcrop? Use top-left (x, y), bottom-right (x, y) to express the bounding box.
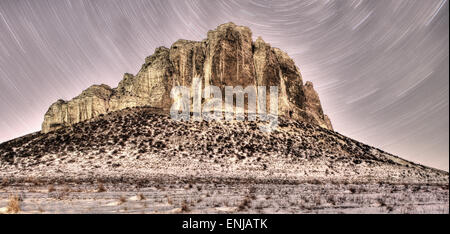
top-left (42, 85), bottom-right (114, 133)
top-left (303, 82), bottom-right (333, 130)
top-left (42, 22), bottom-right (333, 133)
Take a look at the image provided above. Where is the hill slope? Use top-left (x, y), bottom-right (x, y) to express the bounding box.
top-left (1, 106), bottom-right (447, 184)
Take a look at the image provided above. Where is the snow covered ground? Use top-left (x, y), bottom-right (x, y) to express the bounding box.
top-left (0, 181), bottom-right (448, 214)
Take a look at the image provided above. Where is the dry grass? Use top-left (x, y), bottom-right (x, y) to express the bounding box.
top-left (118, 196), bottom-right (127, 205)
top-left (25, 176), bottom-right (40, 186)
top-left (7, 195), bottom-right (21, 214)
top-left (48, 185), bottom-right (55, 193)
top-left (63, 186), bottom-right (71, 193)
top-left (238, 197), bottom-right (252, 211)
top-left (137, 193), bottom-right (146, 201)
top-left (181, 200), bottom-right (190, 212)
top-left (1, 177), bottom-right (9, 186)
top-left (97, 183), bottom-right (106, 193)
top-left (55, 192), bottom-right (67, 200)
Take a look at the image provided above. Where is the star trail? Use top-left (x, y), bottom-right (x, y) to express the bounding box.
top-left (0, 0), bottom-right (448, 170)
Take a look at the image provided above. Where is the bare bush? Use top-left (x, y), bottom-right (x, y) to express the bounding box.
top-left (181, 200), bottom-right (190, 212)
top-left (7, 195), bottom-right (21, 214)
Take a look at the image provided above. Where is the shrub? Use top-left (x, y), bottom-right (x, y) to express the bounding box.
top-left (181, 200), bottom-right (190, 212)
top-left (7, 195), bottom-right (20, 214)
top-left (238, 197), bottom-right (252, 211)
top-left (118, 196), bottom-right (127, 205)
top-left (137, 193), bottom-right (146, 201)
top-left (97, 183), bottom-right (106, 192)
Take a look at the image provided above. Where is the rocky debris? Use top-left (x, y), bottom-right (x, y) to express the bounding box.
top-left (2, 106), bottom-right (448, 184)
top-left (42, 22), bottom-right (332, 133)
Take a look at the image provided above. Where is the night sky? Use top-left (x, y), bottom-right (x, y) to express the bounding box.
top-left (0, 0), bottom-right (448, 170)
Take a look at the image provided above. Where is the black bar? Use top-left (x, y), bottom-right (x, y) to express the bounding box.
top-left (1, 214), bottom-right (448, 233)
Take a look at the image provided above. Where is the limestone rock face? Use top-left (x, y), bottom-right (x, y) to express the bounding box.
top-left (42, 22), bottom-right (333, 133)
top-left (42, 85), bottom-right (113, 133)
top-left (303, 82), bottom-right (333, 130)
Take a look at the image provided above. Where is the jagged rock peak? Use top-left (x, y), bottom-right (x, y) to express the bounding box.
top-left (42, 22), bottom-right (332, 133)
